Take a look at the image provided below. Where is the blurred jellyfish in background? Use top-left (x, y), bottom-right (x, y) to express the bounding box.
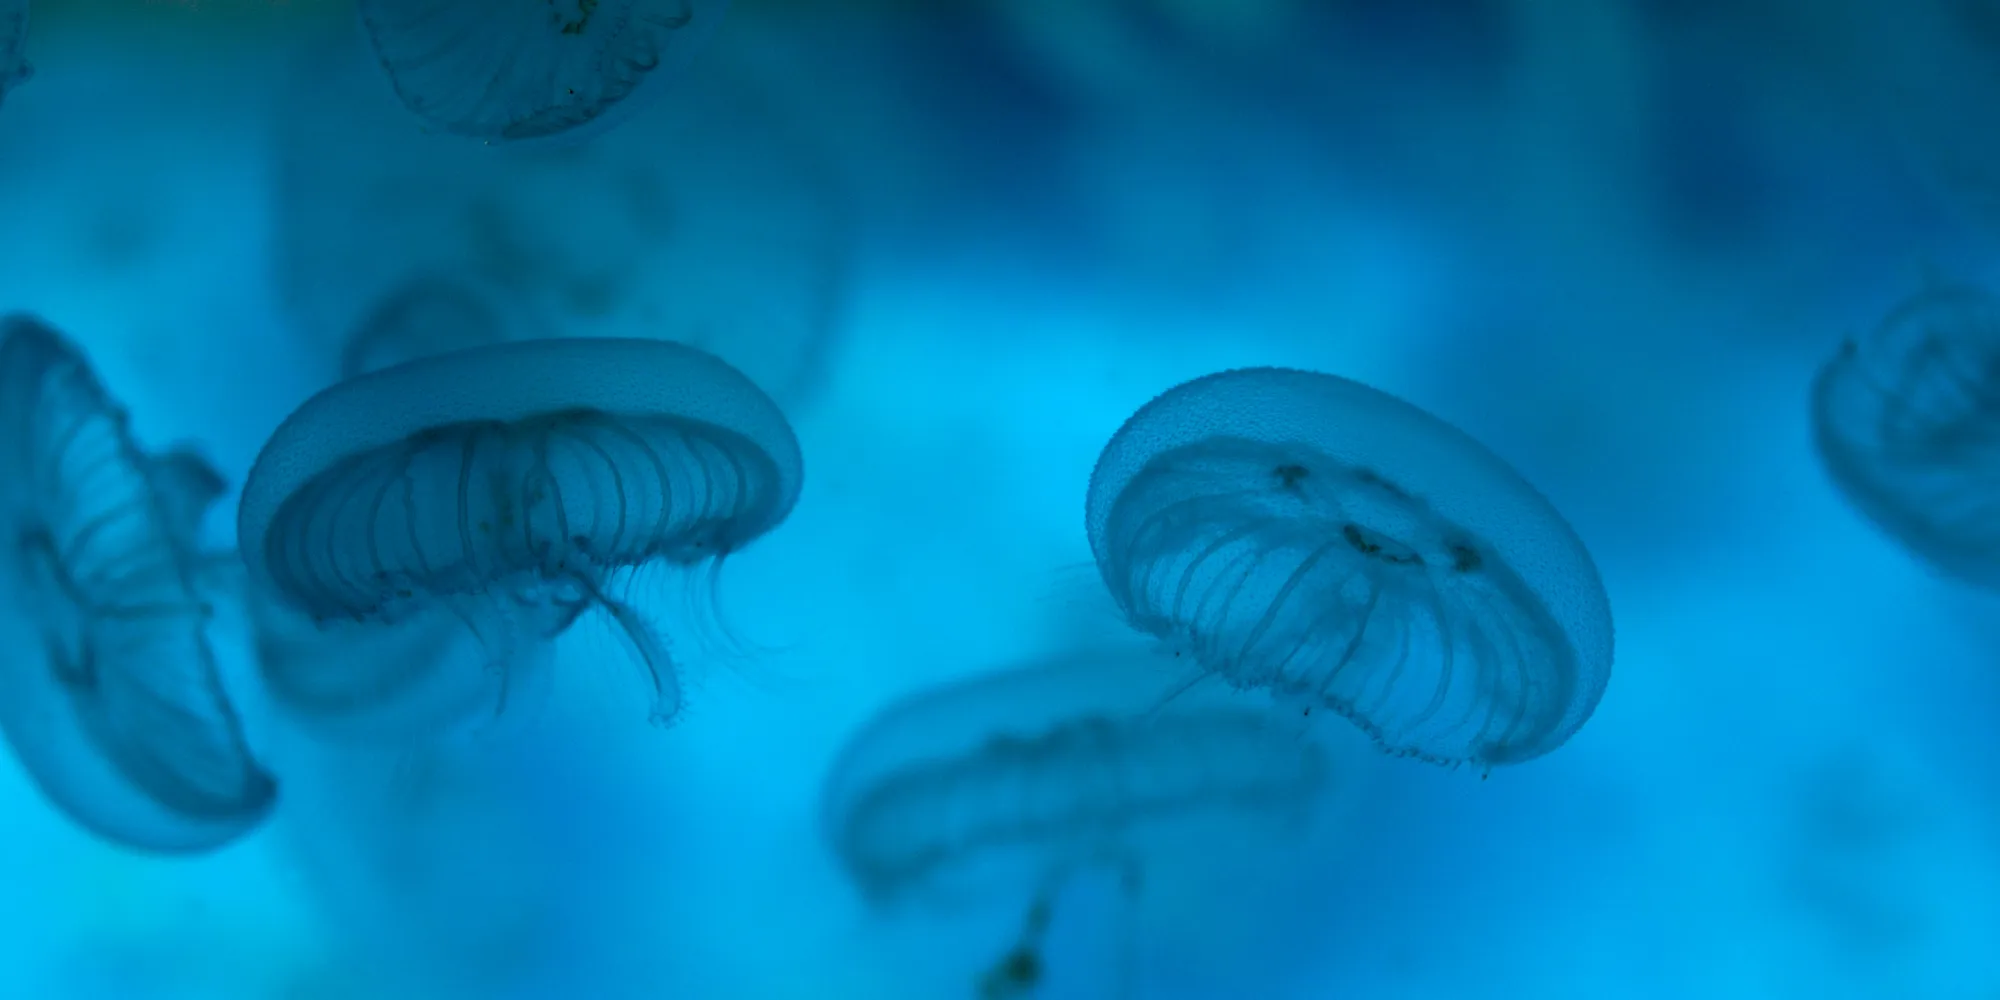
top-left (1087, 367), bottom-right (1613, 769)
top-left (147, 445), bottom-right (228, 546)
top-left (236, 336), bottom-right (803, 734)
top-left (1812, 273), bottom-right (2000, 589)
top-left (824, 649), bottom-right (1335, 998)
top-left (0, 314), bottom-right (275, 854)
top-left (339, 271), bottom-right (549, 379)
top-left (272, 22), bottom-right (852, 405)
top-left (236, 560), bottom-right (557, 748)
top-left (355, 0), bottom-right (731, 147)
top-left (0, 0), bottom-right (28, 108)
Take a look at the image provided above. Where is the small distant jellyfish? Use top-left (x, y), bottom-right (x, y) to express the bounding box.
top-left (823, 651), bottom-right (1329, 998)
top-left (235, 337), bottom-right (801, 729)
top-left (1086, 367), bottom-right (1614, 769)
top-left (0, 315), bottom-right (276, 854)
top-left (0, 0), bottom-right (28, 109)
top-left (354, 0), bottom-right (731, 146)
top-left (1812, 275), bottom-right (2000, 588)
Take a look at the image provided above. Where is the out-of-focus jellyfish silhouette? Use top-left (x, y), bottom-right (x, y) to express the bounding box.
top-left (0, 315), bottom-right (276, 853)
top-left (274, 26), bottom-right (850, 404)
top-left (237, 561), bottom-right (556, 747)
top-left (0, 0), bottom-right (26, 109)
top-left (1812, 275), bottom-right (2000, 588)
top-left (354, 0), bottom-right (731, 146)
top-left (236, 337), bottom-right (802, 730)
top-left (823, 650), bottom-right (1329, 998)
top-left (1086, 367), bottom-right (1614, 769)
top-left (148, 446), bottom-right (228, 545)
top-left (339, 272), bottom-right (538, 379)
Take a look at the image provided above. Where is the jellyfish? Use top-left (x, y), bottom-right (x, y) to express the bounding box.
top-left (1085, 366), bottom-right (1613, 770)
top-left (0, 0), bottom-right (28, 109)
top-left (0, 314), bottom-right (276, 853)
top-left (340, 272), bottom-right (536, 378)
top-left (822, 650), bottom-right (1329, 998)
top-left (273, 28), bottom-right (850, 406)
top-left (235, 336), bottom-right (802, 730)
top-left (353, 0), bottom-right (731, 146)
top-left (1811, 275), bottom-right (2000, 588)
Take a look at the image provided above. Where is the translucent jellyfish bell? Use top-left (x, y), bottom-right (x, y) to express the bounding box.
top-left (1086, 367), bottom-right (1614, 769)
top-left (0, 315), bottom-right (276, 853)
top-left (1812, 276), bottom-right (2000, 587)
top-left (236, 337), bottom-right (802, 729)
top-left (823, 650), bottom-right (1329, 998)
top-left (0, 0), bottom-right (28, 109)
top-left (354, 0), bottom-right (731, 146)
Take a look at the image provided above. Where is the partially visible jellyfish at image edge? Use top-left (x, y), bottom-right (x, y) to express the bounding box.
top-left (0, 314), bottom-right (276, 853)
top-left (0, 0), bottom-right (28, 108)
top-left (236, 336), bottom-right (802, 732)
top-left (1086, 366), bottom-right (1615, 770)
top-left (1811, 274), bottom-right (2000, 588)
top-left (823, 651), bottom-right (1331, 999)
top-left (354, 0), bottom-right (732, 146)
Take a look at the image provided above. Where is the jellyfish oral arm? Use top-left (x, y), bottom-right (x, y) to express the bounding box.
top-left (571, 568), bottom-right (683, 726)
top-left (978, 848), bottom-right (1144, 1000)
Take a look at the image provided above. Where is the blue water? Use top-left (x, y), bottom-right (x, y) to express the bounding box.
top-left (2, 3), bottom-right (1998, 998)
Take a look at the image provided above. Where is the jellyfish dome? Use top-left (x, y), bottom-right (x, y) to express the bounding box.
top-left (0, 315), bottom-right (276, 854)
top-left (354, 0), bottom-right (731, 146)
top-left (1811, 277), bottom-right (2000, 588)
top-left (0, 0), bottom-right (27, 108)
top-left (236, 336), bottom-right (802, 728)
top-left (1085, 366), bottom-right (1613, 769)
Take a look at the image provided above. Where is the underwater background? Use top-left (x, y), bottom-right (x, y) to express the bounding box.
top-left (2, 1), bottom-right (2000, 997)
